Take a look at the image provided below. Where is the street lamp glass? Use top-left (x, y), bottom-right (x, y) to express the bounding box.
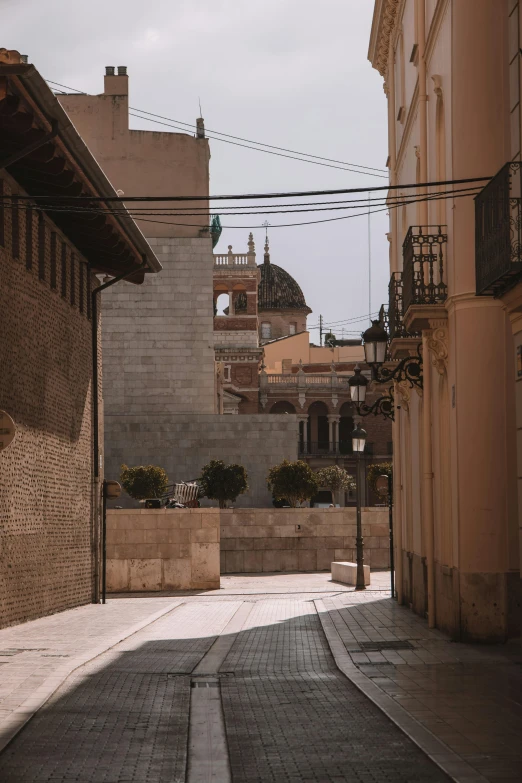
top-left (362, 320), bottom-right (388, 366)
top-left (348, 364), bottom-right (368, 404)
top-left (351, 422), bottom-right (367, 453)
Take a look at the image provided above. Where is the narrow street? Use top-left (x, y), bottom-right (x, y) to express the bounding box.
top-left (0, 574), bottom-right (519, 782)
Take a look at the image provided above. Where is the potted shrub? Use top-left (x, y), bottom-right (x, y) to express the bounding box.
top-left (199, 459), bottom-right (248, 508)
top-left (266, 459), bottom-right (319, 508)
top-left (120, 464), bottom-right (169, 507)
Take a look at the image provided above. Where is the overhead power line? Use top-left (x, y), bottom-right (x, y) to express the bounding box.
top-left (5, 176), bottom-right (490, 203)
top-left (0, 188), bottom-right (482, 230)
top-left (45, 78), bottom-right (388, 178)
top-left (127, 110), bottom-right (388, 178)
top-left (3, 186), bottom-right (477, 218)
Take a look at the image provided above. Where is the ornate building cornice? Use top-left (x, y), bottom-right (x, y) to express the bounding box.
top-left (368, 0), bottom-right (401, 77)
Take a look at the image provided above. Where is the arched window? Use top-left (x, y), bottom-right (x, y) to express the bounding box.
top-left (269, 400), bottom-right (296, 414)
top-left (215, 292), bottom-right (230, 316)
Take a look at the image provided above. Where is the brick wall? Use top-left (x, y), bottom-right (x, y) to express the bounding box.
top-left (0, 174), bottom-right (96, 628)
top-left (220, 507), bottom-right (390, 573)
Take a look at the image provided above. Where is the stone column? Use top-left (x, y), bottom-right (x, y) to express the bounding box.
top-left (228, 290), bottom-right (234, 316)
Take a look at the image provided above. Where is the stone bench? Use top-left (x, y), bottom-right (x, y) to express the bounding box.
top-left (331, 561), bottom-right (370, 586)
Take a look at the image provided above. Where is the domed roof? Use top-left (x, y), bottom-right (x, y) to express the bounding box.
top-left (257, 239), bottom-right (311, 312)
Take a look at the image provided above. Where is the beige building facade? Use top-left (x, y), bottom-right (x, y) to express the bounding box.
top-left (369, 0), bottom-right (521, 642)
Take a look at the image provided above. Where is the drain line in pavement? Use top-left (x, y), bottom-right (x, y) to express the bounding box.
top-left (187, 602), bottom-right (253, 783)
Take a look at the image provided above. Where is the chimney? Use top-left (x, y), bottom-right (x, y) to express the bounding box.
top-left (20, 54), bottom-right (28, 64)
top-left (104, 65), bottom-right (128, 96)
top-left (196, 117), bottom-right (205, 139)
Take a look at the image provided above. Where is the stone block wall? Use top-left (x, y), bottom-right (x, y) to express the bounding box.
top-left (105, 413), bottom-right (298, 509)
top-left (106, 509), bottom-right (220, 591)
top-left (102, 236), bottom-right (216, 417)
top-left (0, 174), bottom-right (95, 628)
top-left (220, 508), bottom-right (390, 573)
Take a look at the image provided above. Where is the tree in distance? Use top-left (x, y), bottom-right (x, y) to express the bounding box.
top-left (315, 465), bottom-right (355, 506)
top-left (120, 464), bottom-right (169, 500)
top-left (199, 459), bottom-right (249, 509)
top-left (267, 459), bottom-right (319, 508)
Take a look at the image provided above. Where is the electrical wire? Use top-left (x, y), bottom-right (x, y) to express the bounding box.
top-left (0, 186), bottom-right (479, 215)
top-left (0, 189), bottom-right (480, 231)
top-left (127, 110), bottom-right (388, 178)
top-left (2, 176), bottom-right (490, 203)
top-left (45, 78), bottom-right (388, 176)
top-left (0, 187), bottom-right (480, 220)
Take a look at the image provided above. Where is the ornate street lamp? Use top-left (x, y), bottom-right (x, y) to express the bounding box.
top-left (352, 421), bottom-right (367, 591)
top-left (361, 320), bottom-right (423, 389)
top-left (349, 364), bottom-right (395, 421)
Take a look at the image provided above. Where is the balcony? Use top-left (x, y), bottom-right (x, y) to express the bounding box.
top-left (475, 162), bottom-right (522, 297)
top-left (263, 373), bottom-right (353, 390)
top-left (402, 225), bottom-right (448, 332)
top-left (388, 271), bottom-right (410, 339)
top-left (298, 441), bottom-right (375, 458)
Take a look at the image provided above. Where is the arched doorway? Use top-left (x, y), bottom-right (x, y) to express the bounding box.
top-left (307, 401), bottom-right (329, 452)
top-left (339, 402), bottom-right (354, 455)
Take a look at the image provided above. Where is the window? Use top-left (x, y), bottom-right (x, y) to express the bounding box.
top-left (261, 322), bottom-right (272, 339)
top-left (224, 365), bottom-right (231, 382)
top-left (61, 242), bottom-right (67, 298)
top-left (70, 253), bottom-right (76, 305)
top-left (79, 262), bottom-right (84, 313)
top-left (38, 216), bottom-right (45, 280)
top-left (25, 209), bottom-right (32, 269)
top-left (11, 196), bottom-right (19, 258)
top-left (50, 232), bottom-right (57, 289)
top-left (289, 323), bottom-right (296, 335)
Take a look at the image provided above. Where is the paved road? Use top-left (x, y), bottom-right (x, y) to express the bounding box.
top-left (0, 587), bottom-right (449, 782)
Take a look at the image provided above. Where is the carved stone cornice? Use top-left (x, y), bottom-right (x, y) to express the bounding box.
top-left (368, 0), bottom-right (401, 77)
top-left (426, 320), bottom-right (449, 375)
top-left (395, 380), bottom-right (411, 411)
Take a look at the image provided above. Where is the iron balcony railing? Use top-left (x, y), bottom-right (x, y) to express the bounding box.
top-left (402, 225), bottom-right (448, 313)
top-left (388, 271), bottom-right (408, 339)
top-left (475, 162), bottom-right (522, 296)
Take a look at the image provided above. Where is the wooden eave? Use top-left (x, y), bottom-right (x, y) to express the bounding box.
top-left (0, 64), bottom-right (160, 282)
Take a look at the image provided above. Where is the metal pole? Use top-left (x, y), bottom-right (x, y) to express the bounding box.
top-left (101, 481), bottom-right (107, 605)
top-left (355, 451), bottom-right (366, 590)
top-left (388, 473), bottom-right (395, 598)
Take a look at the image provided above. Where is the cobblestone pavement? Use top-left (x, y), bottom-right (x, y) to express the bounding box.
top-left (0, 573), bottom-right (518, 781)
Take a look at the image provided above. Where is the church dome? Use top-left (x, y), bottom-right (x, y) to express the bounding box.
top-left (257, 239), bottom-right (311, 312)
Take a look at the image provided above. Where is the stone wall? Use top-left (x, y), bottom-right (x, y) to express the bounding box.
top-left (0, 174), bottom-right (95, 628)
top-left (220, 507), bottom-right (390, 573)
top-left (105, 414), bottom-right (299, 508)
top-left (106, 509), bottom-right (220, 591)
top-left (102, 236), bottom-right (216, 417)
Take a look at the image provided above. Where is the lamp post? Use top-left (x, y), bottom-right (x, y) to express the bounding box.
top-left (352, 420), bottom-right (367, 591)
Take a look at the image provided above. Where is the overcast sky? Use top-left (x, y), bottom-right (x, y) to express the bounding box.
top-left (5, 0), bottom-right (389, 341)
